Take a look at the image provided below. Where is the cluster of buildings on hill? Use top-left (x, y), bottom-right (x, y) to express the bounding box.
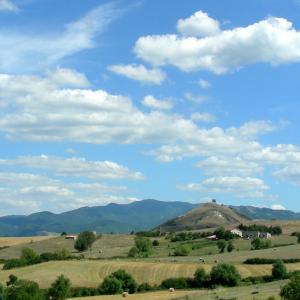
top-left (230, 229), bottom-right (272, 239)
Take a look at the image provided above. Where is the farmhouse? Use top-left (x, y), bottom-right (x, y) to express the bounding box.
top-left (230, 229), bottom-right (243, 237)
top-left (242, 231), bottom-right (271, 239)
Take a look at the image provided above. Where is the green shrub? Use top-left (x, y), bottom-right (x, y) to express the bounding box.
top-left (280, 274), bottom-right (300, 299)
top-left (174, 245), bottom-right (191, 256)
top-left (194, 268), bottom-right (206, 288)
top-left (100, 277), bottom-right (122, 295)
top-left (74, 231), bottom-right (97, 252)
top-left (210, 263), bottom-right (241, 287)
top-left (272, 260), bottom-right (288, 279)
top-left (161, 277), bottom-right (191, 289)
top-left (138, 283), bottom-right (154, 292)
top-left (110, 269), bottom-right (137, 294)
top-left (152, 240), bottom-right (160, 247)
top-left (48, 274), bottom-right (71, 300)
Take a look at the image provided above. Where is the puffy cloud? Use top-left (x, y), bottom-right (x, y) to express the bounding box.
top-left (273, 165), bottom-right (300, 185)
top-left (177, 11), bottom-right (220, 37)
top-left (142, 95), bottom-right (173, 110)
top-left (0, 155), bottom-right (145, 180)
top-left (191, 112), bottom-right (215, 123)
top-left (0, 3), bottom-right (121, 71)
top-left (185, 92), bottom-right (209, 103)
top-left (0, 0), bottom-right (18, 12)
top-left (0, 171), bottom-right (136, 215)
top-left (135, 16), bottom-right (300, 73)
top-left (196, 156), bottom-right (262, 176)
top-left (108, 64), bottom-right (166, 85)
top-left (177, 176), bottom-right (271, 199)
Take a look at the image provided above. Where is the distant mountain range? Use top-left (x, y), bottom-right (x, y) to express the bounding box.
top-left (0, 200), bottom-right (299, 236)
top-left (231, 205), bottom-right (300, 220)
top-left (0, 199), bottom-right (196, 236)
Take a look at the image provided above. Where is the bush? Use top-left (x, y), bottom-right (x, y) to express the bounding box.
top-left (135, 231), bottom-right (160, 237)
top-left (128, 247), bottom-right (139, 258)
top-left (280, 274), bottom-right (300, 299)
top-left (138, 283), bottom-right (153, 292)
top-left (217, 240), bottom-right (227, 253)
top-left (48, 274), bottom-right (71, 300)
top-left (161, 278), bottom-right (191, 289)
top-left (238, 224), bottom-right (282, 235)
top-left (173, 245), bottom-right (191, 256)
top-left (74, 231), bottom-right (97, 252)
top-left (194, 268), bottom-right (206, 288)
top-left (152, 240), bottom-right (160, 247)
top-left (100, 277), bottom-right (122, 295)
top-left (251, 238), bottom-right (271, 250)
top-left (227, 241), bottom-right (235, 252)
top-left (100, 270), bottom-right (137, 295)
top-left (4, 279), bottom-right (44, 300)
top-left (244, 258), bottom-right (300, 264)
top-left (210, 263), bottom-right (241, 287)
top-left (214, 227), bottom-right (235, 241)
top-left (272, 260), bottom-right (288, 279)
top-left (135, 237), bottom-right (152, 253)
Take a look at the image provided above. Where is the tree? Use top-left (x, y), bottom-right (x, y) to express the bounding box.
top-left (152, 240), bottom-right (159, 247)
top-left (110, 270), bottom-right (137, 294)
top-left (128, 247), bottom-right (139, 258)
top-left (227, 241), bottom-right (235, 253)
top-left (21, 248), bottom-right (38, 262)
top-left (48, 275), bottom-right (71, 300)
top-left (280, 274), bottom-right (300, 300)
top-left (217, 240), bottom-right (227, 253)
top-left (134, 237), bottom-right (152, 253)
top-left (210, 263), bottom-right (241, 287)
top-left (74, 231), bottom-right (97, 252)
top-left (272, 260), bottom-right (288, 279)
top-left (6, 275), bottom-right (18, 286)
top-left (100, 277), bottom-right (122, 295)
top-left (4, 279), bottom-right (44, 300)
top-left (0, 284), bottom-right (4, 300)
top-left (100, 270), bottom-right (137, 295)
top-left (194, 268), bottom-right (206, 288)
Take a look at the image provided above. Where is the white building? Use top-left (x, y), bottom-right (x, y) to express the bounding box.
top-left (230, 229), bottom-right (243, 238)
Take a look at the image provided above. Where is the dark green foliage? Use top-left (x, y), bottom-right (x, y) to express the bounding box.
top-left (168, 231), bottom-right (211, 242)
top-left (214, 227), bottom-right (235, 241)
top-left (4, 280), bottom-right (45, 300)
top-left (128, 237), bottom-right (152, 257)
top-left (100, 269), bottom-right (138, 295)
top-left (280, 274), bottom-right (300, 299)
top-left (69, 287), bottom-right (99, 297)
top-left (173, 245), bottom-right (191, 256)
top-left (110, 270), bottom-right (137, 294)
top-left (251, 238), bottom-right (271, 250)
top-left (47, 275), bottom-right (71, 300)
top-left (3, 249), bottom-right (75, 270)
top-left (227, 241), bottom-right (234, 252)
top-left (137, 283), bottom-right (154, 292)
top-left (210, 263), bottom-right (241, 287)
top-left (272, 260), bottom-right (288, 279)
top-left (6, 275), bottom-right (18, 286)
top-left (238, 224), bottom-right (282, 235)
top-left (135, 231), bottom-right (160, 237)
top-left (161, 278), bottom-right (191, 289)
top-left (0, 284), bottom-right (4, 300)
top-left (152, 240), bottom-right (160, 246)
top-left (100, 277), bottom-right (122, 295)
top-left (217, 240), bottom-right (227, 253)
top-left (244, 258), bottom-right (300, 264)
top-left (194, 268), bottom-right (206, 288)
top-left (74, 231), bottom-right (97, 252)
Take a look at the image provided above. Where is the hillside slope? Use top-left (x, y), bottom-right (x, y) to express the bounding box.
top-left (159, 202), bottom-right (250, 232)
top-left (0, 199), bottom-right (197, 236)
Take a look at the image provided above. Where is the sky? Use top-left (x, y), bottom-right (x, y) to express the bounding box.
top-left (0, 0), bottom-right (300, 215)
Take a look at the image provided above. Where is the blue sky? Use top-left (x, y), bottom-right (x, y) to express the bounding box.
top-left (0, 0), bottom-right (300, 215)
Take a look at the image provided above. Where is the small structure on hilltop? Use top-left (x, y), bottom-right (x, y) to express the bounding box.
top-left (242, 231), bottom-right (271, 239)
top-left (206, 234), bottom-right (218, 240)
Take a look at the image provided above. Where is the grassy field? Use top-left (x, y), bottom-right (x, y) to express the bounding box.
top-left (0, 234), bottom-right (135, 260)
top-left (67, 281), bottom-right (286, 300)
top-left (0, 259), bottom-right (299, 289)
top-left (0, 236), bottom-right (54, 248)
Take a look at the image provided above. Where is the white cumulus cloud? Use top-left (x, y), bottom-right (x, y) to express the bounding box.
top-left (142, 95), bottom-right (173, 110)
